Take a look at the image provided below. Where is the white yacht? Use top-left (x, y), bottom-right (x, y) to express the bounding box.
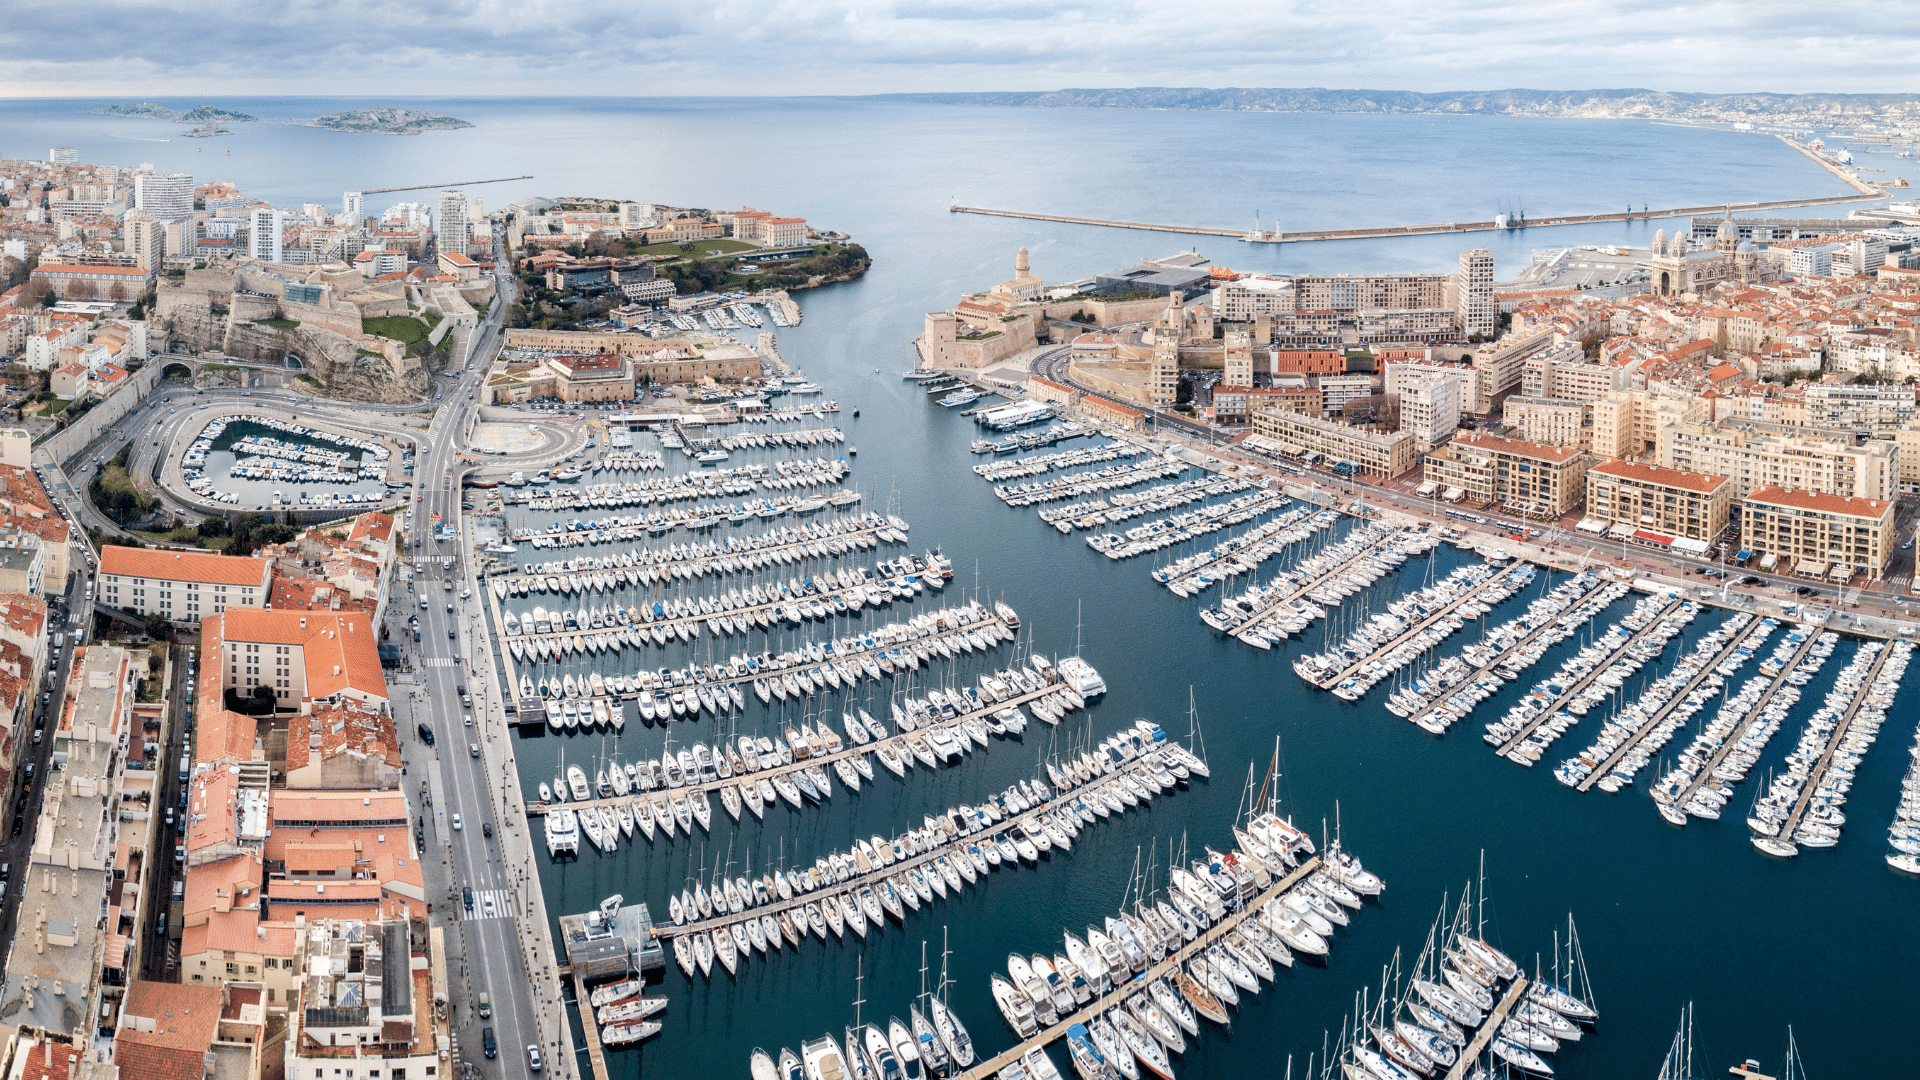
top-left (544, 808), bottom-right (579, 855)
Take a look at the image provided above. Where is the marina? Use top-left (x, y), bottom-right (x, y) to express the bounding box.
top-left (1748, 639), bottom-right (1914, 856)
top-left (1484, 597), bottom-right (1691, 766)
top-left (1561, 611), bottom-right (1774, 793)
top-left (1293, 559), bottom-right (1535, 698)
top-left (1199, 522), bottom-right (1440, 648)
top-left (1650, 624), bottom-right (1835, 823)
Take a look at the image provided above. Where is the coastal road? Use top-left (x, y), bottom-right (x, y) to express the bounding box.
top-left (392, 251), bottom-right (576, 1080)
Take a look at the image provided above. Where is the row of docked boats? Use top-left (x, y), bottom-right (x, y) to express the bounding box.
top-left (496, 496), bottom-right (877, 551)
top-left (496, 514), bottom-right (908, 581)
top-left (666, 723), bottom-right (1208, 982)
top-left (590, 451), bottom-right (667, 472)
top-left (1198, 522), bottom-right (1434, 647)
top-left (1650, 626), bottom-right (1833, 823)
top-left (1086, 489), bottom-right (1289, 559)
top-left (585, 976), bottom-right (667, 1046)
top-left (971, 420), bottom-right (1093, 455)
top-left (994, 457), bottom-right (1190, 508)
top-left (519, 601), bottom-right (1023, 730)
top-left (1481, 596), bottom-right (1695, 766)
top-left (1890, 666), bottom-right (1920, 873)
top-left (1048, 475), bottom-right (1258, 534)
top-left (973, 441), bottom-right (1146, 482)
top-left (1388, 576), bottom-right (1626, 734)
top-left (503, 560), bottom-right (947, 663)
top-left (1749, 638), bottom-right (1913, 856)
top-left (1553, 612), bottom-right (1771, 792)
top-left (1295, 561), bottom-right (1531, 700)
top-left (711, 426), bottom-right (845, 451)
top-left (1152, 507), bottom-right (1339, 596)
top-left (750, 1005), bottom-right (973, 1080)
top-left (501, 455), bottom-right (848, 506)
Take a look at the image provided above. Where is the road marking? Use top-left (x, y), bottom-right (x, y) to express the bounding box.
top-left (465, 888), bottom-right (518, 921)
top-left (423, 657), bottom-right (460, 668)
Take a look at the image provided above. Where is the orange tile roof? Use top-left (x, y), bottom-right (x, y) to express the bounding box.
top-left (219, 608), bottom-right (385, 702)
top-left (1452, 431), bottom-right (1585, 464)
top-left (1589, 459), bottom-right (1729, 494)
top-left (118, 980), bottom-right (222, 1080)
top-left (1744, 486), bottom-right (1894, 519)
top-left (182, 853), bottom-right (262, 923)
top-left (101, 546), bottom-right (270, 587)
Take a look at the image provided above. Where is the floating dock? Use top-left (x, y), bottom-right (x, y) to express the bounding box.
top-left (1492, 598), bottom-right (1686, 759)
top-left (1759, 641), bottom-right (1896, 846)
top-left (1656, 622), bottom-right (1825, 813)
top-left (1402, 575), bottom-right (1615, 731)
top-left (957, 856), bottom-right (1324, 1080)
top-left (1304, 559), bottom-right (1532, 691)
top-left (1442, 977), bottom-right (1532, 1080)
top-left (1572, 614), bottom-right (1772, 792)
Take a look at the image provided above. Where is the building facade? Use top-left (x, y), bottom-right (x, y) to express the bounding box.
top-left (1740, 486), bottom-right (1895, 578)
top-left (1503, 395), bottom-right (1591, 450)
top-left (1456, 248), bottom-right (1495, 337)
top-left (1250, 409), bottom-right (1416, 477)
top-left (1584, 460), bottom-right (1733, 542)
top-left (1658, 420), bottom-right (1899, 501)
top-left (99, 547), bottom-right (273, 619)
top-left (1422, 431), bottom-right (1589, 516)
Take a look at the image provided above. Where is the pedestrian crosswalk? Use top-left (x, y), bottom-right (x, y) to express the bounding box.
top-left (465, 888), bottom-right (518, 921)
top-left (424, 657), bottom-right (460, 668)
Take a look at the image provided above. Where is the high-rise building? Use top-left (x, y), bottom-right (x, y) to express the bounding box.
top-left (342, 190), bottom-right (364, 220)
top-left (249, 207), bottom-right (287, 263)
top-left (134, 168), bottom-right (193, 221)
top-left (436, 189), bottom-right (469, 257)
top-left (49, 146), bottom-right (77, 163)
top-left (125, 211), bottom-right (167, 271)
top-left (1457, 248), bottom-right (1495, 337)
top-left (1386, 364), bottom-right (1467, 450)
top-left (1223, 329), bottom-right (1255, 387)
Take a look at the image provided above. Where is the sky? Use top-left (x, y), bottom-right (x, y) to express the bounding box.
top-left (0, 0), bottom-right (1915, 98)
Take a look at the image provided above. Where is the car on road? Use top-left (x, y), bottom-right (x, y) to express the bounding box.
top-left (417, 723), bottom-right (435, 745)
top-left (1795, 586), bottom-right (1814, 595)
top-left (526, 1045), bottom-right (542, 1071)
top-left (469, 742), bottom-right (480, 758)
top-left (448, 628), bottom-right (457, 639)
top-left (482, 821), bottom-right (493, 838)
top-left (482, 1028), bottom-right (497, 1059)
top-left (452, 814), bottom-right (462, 831)
top-left (478, 991), bottom-right (491, 1018)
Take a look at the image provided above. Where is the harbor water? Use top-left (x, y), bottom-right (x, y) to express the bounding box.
top-left (3, 96), bottom-right (1908, 1075)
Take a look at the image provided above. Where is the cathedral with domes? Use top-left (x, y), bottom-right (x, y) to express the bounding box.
top-left (1648, 212), bottom-right (1765, 296)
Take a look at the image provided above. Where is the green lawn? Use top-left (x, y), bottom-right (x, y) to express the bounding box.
top-left (362, 315), bottom-right (431, 346)
top-left (253, 318), bottom-right (299, 330)
top-left (34, 397), bottom-right (73, 416)
top-left (626, 238), bottom-right (757, 258)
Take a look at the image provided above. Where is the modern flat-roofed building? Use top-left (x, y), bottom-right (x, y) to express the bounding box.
top-left (1503, 395), bottom-right (1591, 450)
top-left (283, 918), bottom-right (441, 1080)
top-left (1386, 364), bottom-right (1466, 450)
top-left (1740, 486), bottom-right (1895, 578)
top-left (1659, 420), bottom-right (1898, 501)
top-left (1584, 460), bottom-right (1732, 542)
top-left (100, 546), bottom-right (272, 619)
top-left (1251, 409), bottom-right (1416, 478)
top-left (1422, 431), bottom-right (1589, 517)
top-left (29, 262), bottom-right (156, 301)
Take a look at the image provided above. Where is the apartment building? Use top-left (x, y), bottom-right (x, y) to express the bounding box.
top-left (1584, 460), bottom-right (1732, 542)
top-left (1802, 380), bottom-right (1916, 434)
top-left (1521, 344), bottom-right (1628, 403)
top-left (1469, 330), bottom-right (1552, 413)
top-left (1317, 373), bottom-right (1377, 418)
top-left (215, 608), bottom-right (388, 713)
top-left (1209, 385), bottom-right (1320, 424)
top-left (1658, 420), bottom-right (1898, 500)
top-left (1740, 486), bottom-right (1895, 578)
top-left (1503, 395), bottom-right (1591, 450)
top-left (99, 546), bottom-right (272, 619)
top-left (1292, 273), bottom-right (1446, 312)
top-left (1456, 248), bottom-right (1495, 337)
top-left (1422, 432), bottom-right (1590, 516)
top-left (1388, 365), bottom-right (1464, 450)
top-left (283, 919), bottom-right (443, 1080)
top-left (1216, 276), bottom-right (1295, 320)
top-left (1251, 409), bottom-right (1416, 477)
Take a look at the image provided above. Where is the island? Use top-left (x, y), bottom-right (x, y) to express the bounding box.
top-left (307, 107), bottom-right (474, 135)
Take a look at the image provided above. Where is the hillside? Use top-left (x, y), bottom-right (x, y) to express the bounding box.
top-left (308, 108), bottom-right (473, 134)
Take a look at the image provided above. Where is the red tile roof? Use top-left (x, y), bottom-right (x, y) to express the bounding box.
top-left (1743, 486), bottom-right (1893, 519)
top-left (101, 546), bottom-right (270, 587)
top-left (1452, 431), bottom-right (1585, 464)
top-left (1588, 459), bottom-right (1729, 494)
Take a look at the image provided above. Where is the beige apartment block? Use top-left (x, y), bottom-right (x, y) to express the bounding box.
top-left (1740, 486), bottom-right (1895, 578)
top-left (1504, 395), bottom-right (1591, 450)
top-left (1585, 460), bottom-right (1732, 541)
top-left (1251, 409), bottom-right (1416, 477)
top-left (1422, 431), bottom-right (1589, 516)
top-left (1659, 420), bottom-right (1898, 501)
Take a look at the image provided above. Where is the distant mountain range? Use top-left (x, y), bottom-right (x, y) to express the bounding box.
top-left (82, 102), bottom-right (472, 134)
top-left (865, 87), bottom-right (1920, 121)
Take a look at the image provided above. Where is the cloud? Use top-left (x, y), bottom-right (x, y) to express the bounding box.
top-left (0, 0), bottom-right (1916, 96)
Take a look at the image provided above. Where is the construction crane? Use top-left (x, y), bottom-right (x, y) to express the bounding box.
top-left (351, 175), bottom-right (533, 196)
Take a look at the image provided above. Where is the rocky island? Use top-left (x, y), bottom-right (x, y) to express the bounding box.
top-left (307, 107), bottom-right (473, 134)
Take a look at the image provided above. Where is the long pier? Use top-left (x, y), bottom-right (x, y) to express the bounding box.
top-left (1305, 560), bottom-right (1531, 690)
top-left (570, 970), bottom-right (612, 1080)
top-left (1403, 576), bottom-right (1615, 731)
top-left (500, 507), bottom-right (894, 558)
top-left (949, 190), bottom-right (1882, 245)
top-left (658, 739), bottom-right (1199, 945)
top-left (957, 856), bottom-right (1324, 1080)
top-left (531, 670), bottom-right (1084, 825)
top-left (1762, 641), bottom-right (1895, 846)
top-left (1443, 977), bottom-right (1531, 1080)
top-left (1228, 526), bottom-right (1410, 643)
top-left (1572, 614), bottom-right (1770, 792)
top-left (1492, 599), bottom-right (1686, 759)
top-left (1659, 621), bottom-right (1825, 813)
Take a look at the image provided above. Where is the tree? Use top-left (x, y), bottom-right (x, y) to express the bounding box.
top-left (251, 683), bottom-right (277, 711)
top-left (143, 613), bottom-right (172, 640)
